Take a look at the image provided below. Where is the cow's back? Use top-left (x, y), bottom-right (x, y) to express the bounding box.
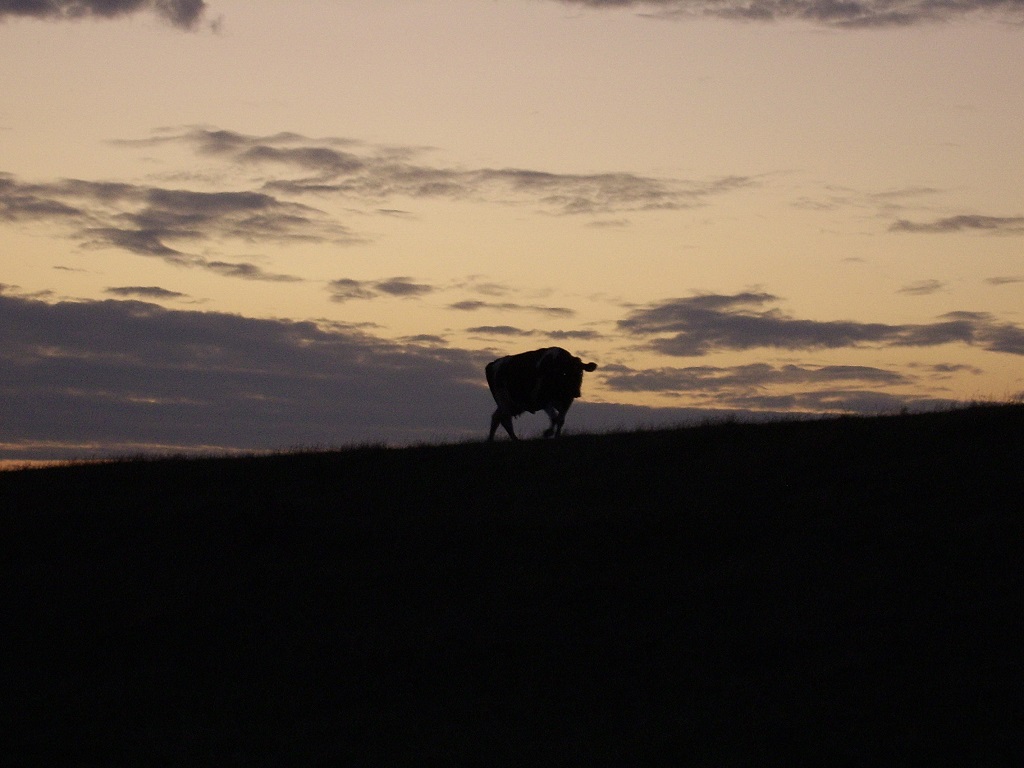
top-left (486, 348), bottom-right (551, 413)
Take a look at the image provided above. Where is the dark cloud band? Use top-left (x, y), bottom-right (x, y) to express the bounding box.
top-left (891, 215), bottom-right (1024, 234)
top-left (620, 292), bottom-right (1024, 356)
top-left (0, 289), bottom-right (491, 459)
top-left (0, 0), bottom-right (206, 28)
top-left (555, 0), bottom-right (1024, 27)
top-left (5, 1), bottom-right (1019, 30)
top-left (0, 288), bottom-right (1000, 460)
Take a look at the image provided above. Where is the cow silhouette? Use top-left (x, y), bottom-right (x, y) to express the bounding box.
top-left (485, 347), bottom-right (598, 440)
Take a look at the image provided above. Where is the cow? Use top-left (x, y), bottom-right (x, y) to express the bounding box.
top-left (485, 347), bottom-right (598, 441)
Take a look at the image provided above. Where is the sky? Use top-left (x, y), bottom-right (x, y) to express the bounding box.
top-left (2, 0), bottom-right (1024, 462)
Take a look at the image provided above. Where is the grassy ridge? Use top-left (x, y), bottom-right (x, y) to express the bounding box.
top-left (5, 405), bottom-right (1023, 763)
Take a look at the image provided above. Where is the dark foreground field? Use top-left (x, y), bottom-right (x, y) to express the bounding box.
top-left (4, 406), bottom-right (1023, 764)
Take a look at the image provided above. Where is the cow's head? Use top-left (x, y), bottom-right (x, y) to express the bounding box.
top-left (547, 353), bottom-right (597, 399)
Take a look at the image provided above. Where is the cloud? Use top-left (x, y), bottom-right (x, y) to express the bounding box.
top-left (0, 172), bottom-right (357, 270)
top-left (553, 0), bottom-right (1024, 27)
top-left (619, 292), bottom-right (1024, 356)
top-left (449, 299), bottom-right (575, 317)
top-left (792, 184), bottom-right (943, 218)
top-left (4, 1), bottom-right (1012, 32)
top-left (973, 319), bottom-right (1024, 355)
top-left (199, 259), bottom-right (302, 282)
top-left (0, 0), bottom-right (207, 29)
top-left (0, 290), bottom-right (989, 460)
top-left (720, 389), bottom-right (956, 413)
top-left (898, 279), bottom-right (945, 296)
top-left (328, 277), bottom-right (436, 302)
top-left (373, 276), bottom-right (435, 298)
top-left (400, 334), bottom-right (448, 345)
top-left (3, 128), bottom-right (756, 279)
top-left (467, 325), bottom-right (529, 336)
top-left (546, 329), bottom-right (603, 340)
top-left (602, 362), bottom-right (909, 393)
top-left (985, 275), bottom-right (1024, 286)
top-left (600, 360), bottom-right (963, 414)
top-left (0, 290), bottom-right (814, 461)
top-left (467, 325), bottom-right (603, 340)
top-left (454, 277), bottom-right (513, 297)
top-left (140, 128), bottom-right (757, 217)
top-left (890, 215), bottom-right (1024, 234)
top-left (0, 290), bottom-right (496, 460)
top-left (327, 279), bottom-right (377, 302)
top-left (105, 286), bottom-right (187, 299)
top-left (917, 362), bottom-right (983, 376)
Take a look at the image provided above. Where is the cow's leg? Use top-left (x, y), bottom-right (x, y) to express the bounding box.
top-left (542, 405), bottom-right (564, 438)
top-left (490, 408), bottom-right (517, 441)
top-left (544, 399), bottom-right (574, 437)
top-left (490, 388), bottom-right (520, 441)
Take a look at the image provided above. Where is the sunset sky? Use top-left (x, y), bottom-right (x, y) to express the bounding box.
top-left (3, 0), bottom-right (1024, 462)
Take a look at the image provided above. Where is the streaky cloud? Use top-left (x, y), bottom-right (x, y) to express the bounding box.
top-left (83, 226), bottom-right (186, 258)
top-left (0, 172), bottom-right (359, 267)
top-left (328, 277), bottom-right (436, 302)
top-left (890, 215), bottom-right (1024, 234)
top-left (722, 389), bottom-right (958, 414)
top-left (0, 0), bottom-right (207, 29)
top-left (449, 299), bottom-right (575, 317)
top-left (546, 329), bottom-right (603, 340)
top-left (237, 144), bottom-right (366, 176)
top-left (976, 322), bottom-right (1024, 355)
top-left (919, 362), bottom-right (983, 376)
top-left (149, 128), bottom-right (756, 216)
top-left (554, 0), bottom-right (1024, 27)
top-left (6, 127), bottom-right (755, 275)
top-left (467, 325), bottom-right (602, 339)
top-left (603, 362), bottom-right (909, 393)
top-left (597, 360), bottom-right (958, 416)
top-left (328, 278), bottom-right (377, 302)
top-left (400, 334), bottom-right (448, 345)
top-left (467, 325), bottom-right (529, 336)
top-left (897, 279), bottom-right (945, 296)
top-left (199, 259), bottom-right (302, 282)
top-left (105, 286), bottom-right (187, 299)
top-left (373, 277), bottom-right (435, 298)
top-left (620, 291), bottom-right (1024, 356)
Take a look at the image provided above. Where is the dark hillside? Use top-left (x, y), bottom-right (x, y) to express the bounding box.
top-left (5, 405), bottom-right (1023, 764)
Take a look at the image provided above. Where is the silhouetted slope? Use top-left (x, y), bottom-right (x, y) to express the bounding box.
top-left (5, 405), bottom-right (1023, 763)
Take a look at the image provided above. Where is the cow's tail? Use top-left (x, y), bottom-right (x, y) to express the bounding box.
top-left (485, 360), bottom-right (497, 394)
top-left (486, 358), bottom-right (519, 417)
